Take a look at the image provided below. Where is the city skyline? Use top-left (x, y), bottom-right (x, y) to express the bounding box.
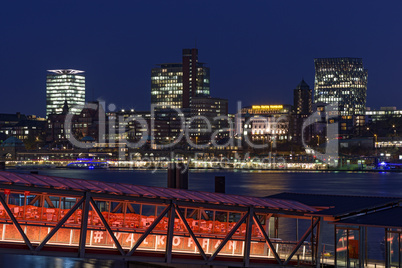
top-left (1, 1), bottom-right (402, 116)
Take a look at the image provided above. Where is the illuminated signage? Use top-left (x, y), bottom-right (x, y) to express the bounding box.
top-left (251, 105), bottom-right (283, 110)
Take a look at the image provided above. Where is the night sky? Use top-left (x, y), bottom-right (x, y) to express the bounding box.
top-left (1, 1), bottom-right (401, 116)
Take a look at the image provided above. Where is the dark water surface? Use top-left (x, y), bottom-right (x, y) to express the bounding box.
top-left (1, 168), bottom-right (401, 267)
top-left (13, 168), bottom-right (402, 197)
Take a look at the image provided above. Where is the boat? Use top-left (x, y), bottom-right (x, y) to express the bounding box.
top-left (67, 161), bottom-right (109, 169)
top-left (15, 162), bottom-right (56, 169)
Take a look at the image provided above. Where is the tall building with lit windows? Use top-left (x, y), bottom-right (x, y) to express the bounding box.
top-left (151, 48), bottom-right (210, 109)
top-left (46, 69), bottom-right (85, 117)
top-left (314, 58), bottom-right (368, 137)
top-left (314, 58), bottom-right (368, 116)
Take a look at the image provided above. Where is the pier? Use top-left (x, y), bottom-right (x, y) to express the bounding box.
top-left (0, 171), bottom-right (400, 267)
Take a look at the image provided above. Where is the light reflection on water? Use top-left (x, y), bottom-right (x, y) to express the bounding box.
top-left (0, 254), bottom-right (122, 268)
top-left (5, 168), bottom-right (402, 266)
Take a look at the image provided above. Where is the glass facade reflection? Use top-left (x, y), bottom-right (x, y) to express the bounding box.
top-left (151, 64), bottom-right (184, 109)
top-left (314, 58), bottom-right (368, 116)
top-left (46, 69), bottom-right (85, 117)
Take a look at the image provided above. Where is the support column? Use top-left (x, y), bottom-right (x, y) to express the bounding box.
top-left (311, 217), bottom-right (315, 265)
top-left (359, 226), bottom-right (366, 268)
top-left (385, 228), bottom-right (389, 268)
top-left (165, 201), bottom-right (175, 263)
top-left (274, 217), bottom-right (279, 238)
top-left (244, 207), bottom-right (254, 267)
top-left (315, 217), bottom-right (322, 268)
top-left (79, 192), bottom-right (91, 258)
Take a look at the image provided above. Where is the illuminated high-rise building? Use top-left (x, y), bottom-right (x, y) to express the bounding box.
top-left (46, 69), bottom-right (85, 117)
top-left (314, 58), bottom-right (368, 116)
top-left (151, 49), bottom-right (210, 109)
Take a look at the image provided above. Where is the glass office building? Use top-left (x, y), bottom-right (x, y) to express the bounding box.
top-left (151, 64), bottom-right (184, 109)
top-left (46, 69), bottom-right (85, 117)
top-left (151, 49), bottom-right (210, 109)
top-left (314, 58), bottom-right (368, 116)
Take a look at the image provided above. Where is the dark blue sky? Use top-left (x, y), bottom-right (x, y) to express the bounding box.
top-left (1, 1), bottom-right (401, 116)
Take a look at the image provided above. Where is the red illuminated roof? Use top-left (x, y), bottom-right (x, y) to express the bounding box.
top-left (0, 171), bottom-right (315, 213)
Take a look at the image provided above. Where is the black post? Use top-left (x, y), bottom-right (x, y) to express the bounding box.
top-left (176, 163), bottom-right (188, 190)
top-left (215, 176), bottom-right (225, 193)
top-left (0, 162), bottom-right (5, 170)
top-left (167, 162), bottom-right (176, 188)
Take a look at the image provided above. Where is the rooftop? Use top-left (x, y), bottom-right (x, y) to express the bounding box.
top-left (47, 69), bottom-right (85, 74)
top-left (267, 192), bottom-right (401, 219)
top-left (334, 207), bottom-right (402, 228)
top-left (0, 171), bottom-right (316, 214)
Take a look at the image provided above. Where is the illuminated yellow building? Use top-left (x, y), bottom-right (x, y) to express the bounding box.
top-left (237, 105), bottom-right (292, 141)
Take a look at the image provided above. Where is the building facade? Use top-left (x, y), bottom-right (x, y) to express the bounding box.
top-left (366, 107), bottom-right (402, 123)
top-left (314, 58), bottom-right (368, 138)
top-left (314, 58), bottom-right (368, 116)
top-left (46, 101), bottom-right (103, 146)
top-left (46, 69), bottom-right (85, 117)
top-left (237, 105), bottom-right (292, 144)
top-left (291, 80), bottom-right (313, 144)
top-left (189, 97), bottom-right (229, 143)
top-left (151, 49), bottom-right (210, 109)
top-left (0, 113), bottom-right (46, 146)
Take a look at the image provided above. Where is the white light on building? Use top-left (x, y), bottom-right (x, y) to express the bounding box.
top-left (46, 69), bottom-right (85, 117)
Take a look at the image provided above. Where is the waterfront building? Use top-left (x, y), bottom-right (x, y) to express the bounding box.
top-left (152, 108), bottom-right (191, 147)
top-left (314, 58), bottom-right (368, 138)
top-left (0, 136), bottom-right (26, 160)
top-left (0, 113), bottom-right (46, 144)
top-left (151, 49), bottom-right (210, 109)
top-left (237, 105), bottom-right (291, 144)
top-left (106, 109), bottom-right (151, 146)
top-left (291, 80), bottom-right (313, 145)
top-left (46, 101), bottom-right (103, 146)
top-left (363, 107), bottom-right (401, 139)
top-left (314, 58), bottom-right (367, 116)
top-left (189, 96), bottom-right (229, 143)
top-left (46, 69), bottom-right (85, 117)
top-left (366, 107), bottom-right (402, 123)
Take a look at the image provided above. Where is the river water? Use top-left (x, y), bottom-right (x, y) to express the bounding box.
top-left (1, 168), bottom-right (401, 267)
